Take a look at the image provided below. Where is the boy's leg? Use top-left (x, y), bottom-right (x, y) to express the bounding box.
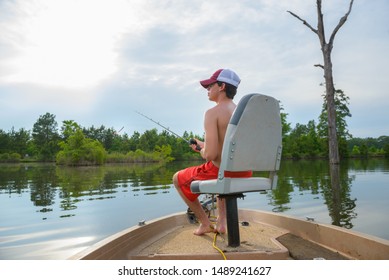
top-left (216, 196), bottom-right (227, 234)
top-left (173, 172), bottom-right (215, 235)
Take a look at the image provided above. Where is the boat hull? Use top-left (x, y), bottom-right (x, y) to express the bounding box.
top-left (69, 209), bottom-right (389, 260)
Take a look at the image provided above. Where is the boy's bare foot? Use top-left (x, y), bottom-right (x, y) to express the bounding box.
top-left (215, 216), bottom-right (227, 234)
top-left (193, 224), bottom-right (215, 235)
top-left (215, 223), bottom-right (226, 234)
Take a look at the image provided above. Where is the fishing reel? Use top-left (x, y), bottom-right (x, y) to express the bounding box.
top-left (189, 138), bottom-right (201, 151)
top-left (186, 194), bottom-right (216, 224)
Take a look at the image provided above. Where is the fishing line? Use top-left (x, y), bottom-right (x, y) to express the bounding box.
top-left (135, 111), bottom-right (201, 150)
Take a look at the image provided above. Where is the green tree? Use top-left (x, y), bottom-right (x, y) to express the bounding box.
top-left (287, 123), bottom-right (310, 159)
top-left (10, 127), bottom-right (31, 158)
top-left (83, 125), bottom-right (117, 151)
top-left (61, 120), bottom-right (81, 140)
top-left (351, 145), bottom-right (360, 157)
top-left (318, 89), bottom-right (352, 158)
top-left (305, 120), bottom-right (322, 157)
top-left (282, 120), bottom-right (325, 159)
top-left (128, 131), bottom-right (141, 151)
top-left (153, 145), bottom-right (174, 162)
top-left (359, 144), bottom-right (369, 158)
top-left (280, 106), bottom-right (292, 139)
top-left (138, 129), bottom-right (159, 152)
top-left (110, 133), bottom-right (129, 153)
top-left (384, 144), bottom-right (389, 158)
top-left (56, 129), bottom-right (106, 166)
top-left (0, 129), bottom-right (11, 154)
top-left (377, 136), bottom-right (389, 149)
top-left (32, 113), bottom-right (60, 161)
top-left (348, 136), bottom-right (389, 158)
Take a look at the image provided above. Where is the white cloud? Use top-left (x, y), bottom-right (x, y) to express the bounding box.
top-left (0, 0), bottom-right (152, 88)
top-left (0, 0), bottom-right (388, 138)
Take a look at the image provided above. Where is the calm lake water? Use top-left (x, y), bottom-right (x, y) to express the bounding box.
top-left (0, 159), bottom-right (388, 260)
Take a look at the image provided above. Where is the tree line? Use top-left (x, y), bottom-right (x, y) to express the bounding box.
top-left (1, 90), bottom-right (388, 165)
top-left (0, 113), bottom-right (201, 164)
top-left (281, 89), bottom-right (389, 159)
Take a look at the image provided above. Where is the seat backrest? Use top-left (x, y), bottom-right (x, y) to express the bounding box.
top-left (219, 93), bottom-right (282, 177)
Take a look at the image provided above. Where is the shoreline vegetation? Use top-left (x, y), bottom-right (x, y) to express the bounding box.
top-left (1, 113), bottom-right (389, 166)
top-left (1, 146), bottom-right (388, 164)
top-left (1, 136), bottom-right (388, 166)
top-left (1, 153), bottom-right (387, 165)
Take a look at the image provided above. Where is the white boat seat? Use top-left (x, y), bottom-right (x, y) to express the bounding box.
top-left (190, 93), bottom-right (282, 195)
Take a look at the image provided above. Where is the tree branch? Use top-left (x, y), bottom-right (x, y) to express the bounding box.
top-left (316, 0), bottom-right (326, 46)
top-left (287, 10), bottom-right (318, 34)
top-left (314, 64), bottom-right (324, 69)
top-left (328, 0), bottom-right (354, 46)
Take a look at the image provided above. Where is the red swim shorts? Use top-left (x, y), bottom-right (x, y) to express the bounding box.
top-left (176, 161), bottom-right (252, 202)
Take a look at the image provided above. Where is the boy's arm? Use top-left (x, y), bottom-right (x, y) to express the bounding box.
top-left (201, 109), bottom-right (219, 161)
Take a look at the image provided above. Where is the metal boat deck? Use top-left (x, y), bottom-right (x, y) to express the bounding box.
top-left (69, 210), bottom-right (389, 260)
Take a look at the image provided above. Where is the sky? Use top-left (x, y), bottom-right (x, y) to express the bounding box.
top-left (0, 0), bottom-right (388, 138)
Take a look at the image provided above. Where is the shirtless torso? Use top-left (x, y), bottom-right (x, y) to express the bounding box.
top-left (190, 82), bottom-right (236, 167)
top-left (202, 99), bottom-right (236, 167)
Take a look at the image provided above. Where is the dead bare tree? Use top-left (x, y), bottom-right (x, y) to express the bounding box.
top-left (288, 0), bottom-right (354, 165)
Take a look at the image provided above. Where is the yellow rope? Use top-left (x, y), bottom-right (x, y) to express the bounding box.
top-left (212, 231), bottom-right (227, 260)
top-left (208, 195), bottom-right (227, 260)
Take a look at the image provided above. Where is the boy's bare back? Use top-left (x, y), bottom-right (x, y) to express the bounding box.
top-left (204, 99), bottom-right (236, 167)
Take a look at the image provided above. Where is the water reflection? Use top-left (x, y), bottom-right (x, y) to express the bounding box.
top-left (273, 160), bottom-right (358, 228)
top-left (0, 162), bottom-right (177, 215)
top-left (0, 160), bottom-right (386, 224)
top-left (0, 159), bottom-right (388, 259)
top-left (272, 160), bottom-right (330, 210)
top-left (326, 163), bottom-right (357, 228)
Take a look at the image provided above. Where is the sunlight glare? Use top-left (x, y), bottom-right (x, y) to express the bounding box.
top-left (5, 0), bottom-right (145, 89)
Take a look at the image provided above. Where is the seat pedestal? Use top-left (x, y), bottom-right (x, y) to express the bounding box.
top-left (220, 194), bottom-right (244, 247)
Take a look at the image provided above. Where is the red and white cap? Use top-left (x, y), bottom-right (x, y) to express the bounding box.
top-left (200, 69), bottom-right (241, 88)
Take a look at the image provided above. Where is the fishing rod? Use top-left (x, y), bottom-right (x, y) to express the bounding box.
top-left (135, 111), bottom-right (201, 151)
